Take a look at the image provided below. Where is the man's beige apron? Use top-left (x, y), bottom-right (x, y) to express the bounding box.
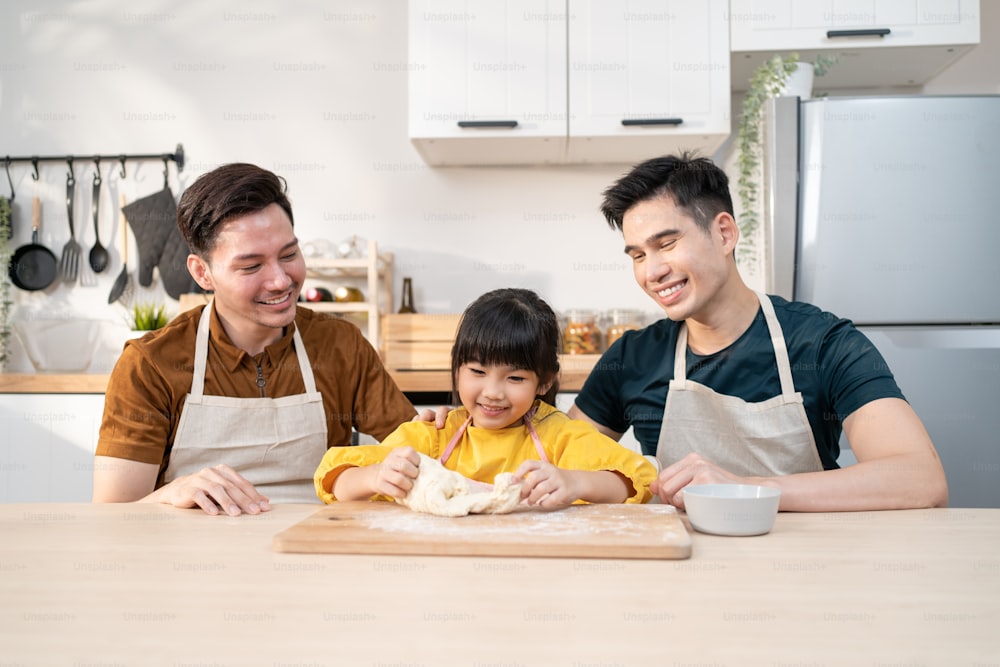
top-left (655, 292), bottom-right (824, 477)
top-left (163, 303), bottom-right (328, 503)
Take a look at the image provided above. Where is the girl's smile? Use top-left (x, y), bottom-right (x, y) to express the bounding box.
top-left (457, 362), bottom-right (551, 430)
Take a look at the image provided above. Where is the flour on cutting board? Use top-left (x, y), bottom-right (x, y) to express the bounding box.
top-left (358, 504), bottom-right (682, 538)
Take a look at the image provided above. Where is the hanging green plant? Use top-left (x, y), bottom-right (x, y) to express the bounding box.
top-left (736, 53), bottom-right (837, 258)
top-left (0, 196), bottom-right (13, 370)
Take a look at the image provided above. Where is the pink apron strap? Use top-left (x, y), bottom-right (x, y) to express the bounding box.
top-left (438, 409), bottom-right (551, 466)
top-left (522, 407), bottom-right (551, 464)
top-left (439, 416), bottom-right (472, 465)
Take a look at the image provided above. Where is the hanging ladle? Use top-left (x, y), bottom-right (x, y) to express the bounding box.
top-left (88, 161), bottom-right (109, 273)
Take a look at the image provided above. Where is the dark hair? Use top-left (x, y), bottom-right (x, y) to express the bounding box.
top-left (451, 288), bottom-right (561, 405)
top-left (600, 153), bottom-right (734, 233)
top-left (176, 163), bottom-right (294, 257)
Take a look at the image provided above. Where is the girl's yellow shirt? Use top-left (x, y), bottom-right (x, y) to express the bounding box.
top-left (314, 400), bottom-right (656, 504)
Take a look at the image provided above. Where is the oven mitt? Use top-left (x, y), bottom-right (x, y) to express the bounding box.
top-left (121, 187), bottom-right (202, 299)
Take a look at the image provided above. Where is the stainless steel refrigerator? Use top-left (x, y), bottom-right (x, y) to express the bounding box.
top-left (766, 94), bottom-right (1000, 508)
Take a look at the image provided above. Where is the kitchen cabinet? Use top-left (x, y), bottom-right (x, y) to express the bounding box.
top-left (409, 0), bottom-right (731, 165)
top-left (566, 0), bottom-right (731, 163)
top-left (729, 0), bottom-right (980, 89)
top-left (408, 0), bottom-right (568, 165)
top-left (0, 393), bottom-right (103, 502)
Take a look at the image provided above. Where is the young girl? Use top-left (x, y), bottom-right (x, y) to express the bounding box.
top-left (314, 288), bottom-right (655, 508)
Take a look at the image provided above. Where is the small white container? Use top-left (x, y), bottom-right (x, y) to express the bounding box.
top-left (682, 484), bottom-right (781, 536)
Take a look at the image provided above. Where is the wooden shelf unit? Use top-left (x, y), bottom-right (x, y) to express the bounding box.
top-left (381, 314), bottom-right (598, 392)
top-left (305, 239), bottom-right (393, 345)
top-left (177, 240), bottom-right (393, 346)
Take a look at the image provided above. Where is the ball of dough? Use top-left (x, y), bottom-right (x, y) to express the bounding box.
top-left (397, 453), bottom-right (524, 517)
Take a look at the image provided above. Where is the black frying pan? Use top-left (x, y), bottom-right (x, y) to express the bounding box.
top-left (9, 197), bottom-right (57, 291)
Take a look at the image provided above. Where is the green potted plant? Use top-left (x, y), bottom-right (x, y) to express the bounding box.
top-left (736, 53), bottom-right (836, 258)
top-left (126, 302), bottom-right (169, 332)
top-left (0, 196), bottom-right (13, 370)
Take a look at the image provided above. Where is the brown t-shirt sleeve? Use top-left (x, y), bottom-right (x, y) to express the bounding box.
top-left (350, 326), bottom-right (418, 441)
top-left (304, 313), bottom-right (416, 443)
top-left (96, 339), bottom-right (174, 465)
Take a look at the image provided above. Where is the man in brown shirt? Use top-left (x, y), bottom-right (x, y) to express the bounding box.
top-left (93, 163), bottom-right (416, 515)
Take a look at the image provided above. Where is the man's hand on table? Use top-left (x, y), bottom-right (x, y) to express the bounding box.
top-left (651, 452), bottom-right (762, 509)
top-left (147, 464), bottom-right (271, 516)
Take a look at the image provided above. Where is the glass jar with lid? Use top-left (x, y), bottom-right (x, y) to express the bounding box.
top-left (604, 309), bottom-right (644, 348)
top-left (562, 309), bottom-right (603, 355)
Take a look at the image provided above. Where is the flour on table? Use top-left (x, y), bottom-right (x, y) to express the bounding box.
top-left (397, 453), bottom-right (523, 517)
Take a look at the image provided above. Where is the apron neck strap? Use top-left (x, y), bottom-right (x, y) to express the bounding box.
top-left (438, 406), bottom-right (551, 466)
top-left (291, 325), bottom-right (318, 394)
top-left (191, 301), bottom-right (318, 396)
top-left (673, 324), bottom-right (689, 384)
top-left (754, 292), bottom-right (797, 397)
top-left (522, 406), bottom-right (551, 464)
top-left (191, 302), bottom-right (213, 397)
top-left (672, 293), bottom-right (796, 397)
top-left (439, 416), bottom-right (472, 465)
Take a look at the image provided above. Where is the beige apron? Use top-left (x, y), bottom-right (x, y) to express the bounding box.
top-left (163, 303), bottom-right (328, 503)
top-left (655, 292), bottom-right (823, 477)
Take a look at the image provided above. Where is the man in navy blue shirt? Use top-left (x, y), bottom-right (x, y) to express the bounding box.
top-left (570, 154), bottom-right (947, 511)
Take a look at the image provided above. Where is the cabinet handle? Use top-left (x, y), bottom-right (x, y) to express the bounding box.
top-left (457, 120), bottom-right (519, 128)
top-left (826, 28), bottom-right (891, 38)
top-left (621, 118), bottom-right (683, 127)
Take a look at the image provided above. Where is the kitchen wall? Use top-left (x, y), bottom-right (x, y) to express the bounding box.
top-left (2, 0), bottom-right (998, 373)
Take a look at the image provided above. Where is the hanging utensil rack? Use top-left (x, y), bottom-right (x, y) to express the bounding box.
top-left (3, 143), bottom-right (185, 188)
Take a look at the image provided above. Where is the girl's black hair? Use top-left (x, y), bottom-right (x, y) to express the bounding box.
top-left (451, 288), bottom-right (561, 405)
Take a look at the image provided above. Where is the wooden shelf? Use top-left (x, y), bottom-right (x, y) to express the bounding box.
top-left (380, 315), bottom-right (601, 392)
top-left (303, 239), bottom-right (393, 345)
top-left (384, 354), bottom-right (598, 393)
top-left (0, 374), bottom-right (110, 394)
top-left (307, 302), bottom-right (374, 314)
top-left (306, 256), bottom-right (377, 272)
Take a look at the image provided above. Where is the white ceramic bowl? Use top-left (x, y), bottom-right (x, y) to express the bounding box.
top-left (13, 318), bottom-right (102, 373)
top-left (682, 484), bottom-right (781, 536)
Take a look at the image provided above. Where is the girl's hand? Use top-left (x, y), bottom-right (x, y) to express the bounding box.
top-left (515, 460), bottom-right (582, 509)
top-left (372, 447), bottom-right (421, 499)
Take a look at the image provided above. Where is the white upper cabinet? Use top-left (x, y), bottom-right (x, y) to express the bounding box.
top-left (408, 0), bottom-right (732, 165)
top-left (729, 0), bottom-right (980, 89)
top-left (567, 0), bottom-right (732, 164)
top-left (409, 0), bottom-right (567, 165)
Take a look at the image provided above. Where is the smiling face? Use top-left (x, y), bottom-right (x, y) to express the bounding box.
top-left (622, 195), bottom-right (738, 324)
top-left (456, 362), bottom-right (551, 430)
top-left (186, 202), bottom-right (305, 354)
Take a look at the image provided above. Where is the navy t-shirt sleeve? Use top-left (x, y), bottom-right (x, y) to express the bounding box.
top-left (575, 338), bottom-right (631, 435)
top-left (818, 319), bottom-right (905, 421)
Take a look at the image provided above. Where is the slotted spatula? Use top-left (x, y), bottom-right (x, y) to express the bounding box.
top-left (108, 194), bottom-right (133, 305)
top-left (59, 171), bottom-right (82, 283)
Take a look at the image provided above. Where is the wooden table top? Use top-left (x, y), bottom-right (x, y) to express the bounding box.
top-left (1, 503), bottom-right (997, 665)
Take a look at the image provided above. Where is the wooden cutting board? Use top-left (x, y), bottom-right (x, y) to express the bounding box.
top-left (272, 501), bottom-right (691, 559)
